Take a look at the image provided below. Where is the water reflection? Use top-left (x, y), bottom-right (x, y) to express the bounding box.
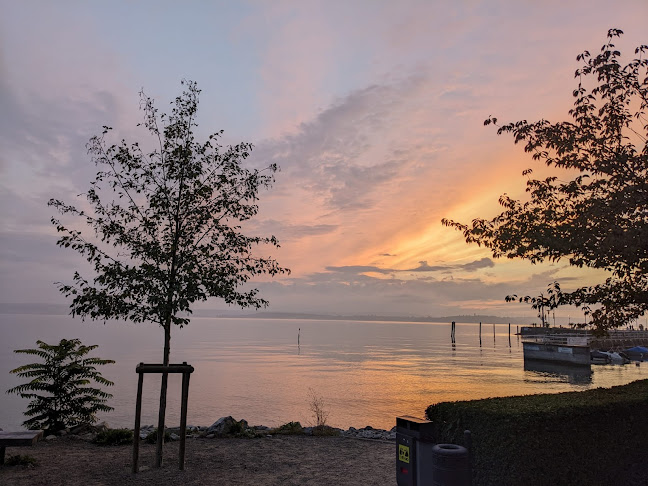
top-left (1, 315), bottom-right (645, 431)
top-left (524, 359), bottom-right (593, 385)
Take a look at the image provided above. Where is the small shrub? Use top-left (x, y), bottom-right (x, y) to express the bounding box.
top-left (272, 421), bottom-right (304, 435)
top-left (6, 339), bottom-right (114, 433)
top-left (4, 454), bottom-right (37, 467)
top-left (144, 428), bottom-right (172, 444)
top-left (307, 388), bottom-right (329, 427)
top-left (94, 428), bottom-right (133, 446)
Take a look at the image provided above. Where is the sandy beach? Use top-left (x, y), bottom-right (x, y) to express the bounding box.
top-left (0, 434), bottom-right (394, 485)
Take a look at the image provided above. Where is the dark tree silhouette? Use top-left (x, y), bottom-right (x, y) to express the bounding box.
top-left (49, 80), bottom-right (289, 465)
top-left (443, 29), bottom-right (648, 332)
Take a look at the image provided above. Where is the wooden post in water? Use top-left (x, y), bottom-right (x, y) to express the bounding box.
top-left (508, 323), bottom-right (511, 347)
top-left (493, 323), bottom-right (496, 344)
top-left (479, 322), bottom-right (482, 347)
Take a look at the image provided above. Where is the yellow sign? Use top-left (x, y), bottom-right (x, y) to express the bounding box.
top-left (399, 444), bottom-right (410, 464)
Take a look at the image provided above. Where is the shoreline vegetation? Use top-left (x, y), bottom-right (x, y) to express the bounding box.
top-left (0, 302), bottom-right (537, 324)
top-left (2, 380), bottom-right (646, 485)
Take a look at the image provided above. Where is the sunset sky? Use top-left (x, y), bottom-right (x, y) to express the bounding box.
top-left (1, 0), bottom-right (646, 320)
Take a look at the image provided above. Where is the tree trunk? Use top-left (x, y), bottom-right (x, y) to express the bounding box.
top-left (155, 321), bottom-right (171, 467)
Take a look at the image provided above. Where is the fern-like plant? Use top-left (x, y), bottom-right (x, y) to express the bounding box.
top-left (7, 338), bottom-right (115, 432)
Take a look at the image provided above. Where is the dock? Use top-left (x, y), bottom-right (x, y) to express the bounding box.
top-left (520, 328), bottom-right (648, 365)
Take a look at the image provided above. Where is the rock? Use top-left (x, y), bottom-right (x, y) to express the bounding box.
top-left (303, 427), bottom-right (313, 436)
top-left (358, 430), bottom-right (379, 439)
top-left (206, 416), bottom-right (248, 437)
top-left (170, 433), bottom-right (180, 441)
top-left (70, 424), bottom-right (91, 435)
top-left (45, 435), bottom-right (57, 441)
top-left (206, 434), bottom-right (215, 439)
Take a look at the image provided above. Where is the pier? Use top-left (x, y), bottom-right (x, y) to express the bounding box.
top-left (520, 328), bottom-right (648, 365)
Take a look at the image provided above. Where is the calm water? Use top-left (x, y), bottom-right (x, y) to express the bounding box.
top-left (1, 314), bottom-right (645, 431)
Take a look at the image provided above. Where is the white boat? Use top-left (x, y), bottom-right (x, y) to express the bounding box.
top-left (600, 351), bottom-right (630, 364)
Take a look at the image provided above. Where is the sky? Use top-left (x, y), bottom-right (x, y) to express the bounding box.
top-left (1, 0), bottom-right (646, 320)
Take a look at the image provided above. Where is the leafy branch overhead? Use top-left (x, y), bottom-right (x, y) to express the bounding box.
top-left (443, 29), bottom-right (648, 331)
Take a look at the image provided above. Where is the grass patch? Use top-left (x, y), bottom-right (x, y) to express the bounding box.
top-left (4, 454), bottom-right (37, 467)
top-left (94, 428), bottom-right (133, 446)
top-left (425, 379), bottom-right (648, 486)
top-left (311, 425), bottom-right (340, 437)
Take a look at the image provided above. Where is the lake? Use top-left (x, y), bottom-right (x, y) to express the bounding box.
top-left (1, 314), bottom-right (645, 431)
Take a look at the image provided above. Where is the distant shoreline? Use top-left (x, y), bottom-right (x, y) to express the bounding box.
top-left (0, 303), bottom-right (537, 324)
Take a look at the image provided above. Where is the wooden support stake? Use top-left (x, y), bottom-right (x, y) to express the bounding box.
top-left (132, 364), bottom-right (144, 474)
top-left (132, 362), bottom-right (194, 474)
top-left (179, 363), bottom-right (191, 471)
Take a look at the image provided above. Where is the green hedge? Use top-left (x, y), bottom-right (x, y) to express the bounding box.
top-left (425, 379), bottom-right (648, 486)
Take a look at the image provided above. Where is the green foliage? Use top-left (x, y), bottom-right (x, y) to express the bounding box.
top-left (6, 339), bottom-right (114, 433)
top-left (48, 79), bottom-right (289, 335)
top-left (425, 380), bottom-right (648, 485)
top-left (443, 29), bottom-right (648, 332)
top-left (4, 454), bottom-right (38, 467)
top-left (271, 421), bottom-right (304, 435)
top-left (94, 428), bottom-right (133, 446)
top-left (47, 79), bottom-right (289, 460)
top-left (144, 428), bottom-right (172, 444)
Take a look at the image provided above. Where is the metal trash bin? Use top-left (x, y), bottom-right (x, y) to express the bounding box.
top-left (396, 416), bottom-right (435, 486)
top-left (430, 443), bottom-right (471, 485)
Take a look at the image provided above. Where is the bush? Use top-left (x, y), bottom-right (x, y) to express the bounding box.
top-left (6, 339), bottom-right (114, 433)
top-left (271, 421), bottom-right (304, 435)
top-left (94, 428), bottom-right (133, 446)
top-left (144, 428), bottom-right (172, 444)
top-left (4, 454), bottom-right (37, 467)
top-left (425, 380), bottom-right (648, 485)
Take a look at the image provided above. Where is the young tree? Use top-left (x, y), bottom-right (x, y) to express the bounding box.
top-left (7, 339), bottom-right (114, 433)
top-left (443, 29), bottom-right (648, 332)
top-left (49, 80), bottom-right (289, 465)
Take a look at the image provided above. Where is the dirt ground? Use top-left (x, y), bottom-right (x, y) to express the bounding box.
top-left (0, 435), bottom-right (394, 485)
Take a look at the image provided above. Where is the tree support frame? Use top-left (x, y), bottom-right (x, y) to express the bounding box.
top-left (132, 362), bottom-right (194, 473)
